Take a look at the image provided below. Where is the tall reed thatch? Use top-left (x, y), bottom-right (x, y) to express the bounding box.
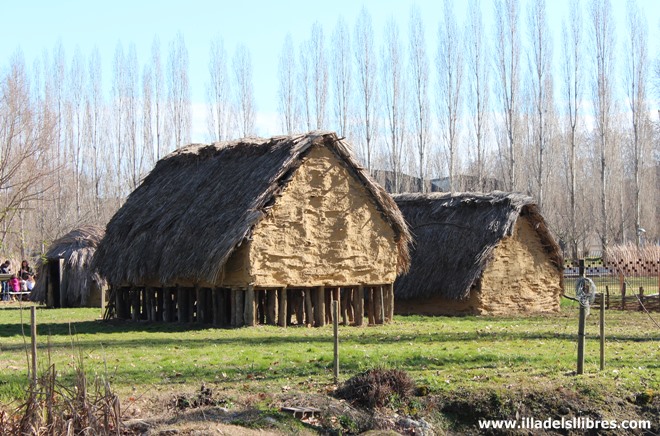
top-left (394, 192), bottom-right (562, 302)
top-left (94, 131), bottom-right (410, 288)
top-left (605, 244), bottom-right (660, 276)
top-left (31, 225), bottom-right (105, 306)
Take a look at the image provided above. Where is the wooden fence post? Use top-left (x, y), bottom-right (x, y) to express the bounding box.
top-left (600, 292), bottom-right (605, 371)
top-left (577, 259), bottom-right (586, 375)
top-left (30, 306), bottom-right (37, 385)
top-left (333, 300), bottom-right (339, 384)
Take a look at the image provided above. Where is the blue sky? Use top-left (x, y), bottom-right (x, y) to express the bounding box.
top-left (2, 0), bottom-right (659, 140)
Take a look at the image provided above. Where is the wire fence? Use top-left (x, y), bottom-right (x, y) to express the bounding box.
top-left (563, 257), bottom-right (660, 311)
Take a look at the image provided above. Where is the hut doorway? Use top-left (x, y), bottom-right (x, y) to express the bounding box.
top-left (47, 258), bottom-right (64, 308)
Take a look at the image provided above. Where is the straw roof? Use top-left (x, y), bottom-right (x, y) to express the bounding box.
top-left (94, 131), bottom-right (410, 287)
top-left (31, 225), bottom-right (106, 304)
top-left (394, 192), bottom-right (562, 301)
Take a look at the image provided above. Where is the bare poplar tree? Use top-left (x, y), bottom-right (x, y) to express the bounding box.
top-left (125, 44), bottom-right (143, 190)
top-left (87, 47), bottom-right (104, 219)
top-left (277, 33), bottom-right (298, 135)
top-left (207, 36), bottom-right (231, 141)
top-left (298, 39), bottom-right (313, 131)
top-left (142, 64), bottom-right (154, 170)
top-left (528, 0), bottom-right (553, 210)
top-left (310, 22), bottom-right (328, 129)
top-left (167, 32), bottom-right (191, 149)
top-left (354, 7), bottom-right (378, 172)
top-left (111, 42), bottom-right (126, 205)
top-left (437, 0), bottom-right (464, 193)
top-left (624, 0), bottom-right (650, 247)
top-left (331, 17), bottom-right (352, 138)
top-left (68, 47), bottom-right (85, 220)
top-left (151, 36), bottom-right (165, 161)
top-left (494, 0), bottom-right (521, 191)
top-left (382, 17), bottom-right (407, 193)
top-left (591, 0), bottom-right (616, 254)
top-left (52, 41), bottom-right (66, 230)
top-left (466, 0), bottom-right (490, 192)
top-left (232, 44), bottom-right (256, 137)
top-left (561, 0), bottom-right (584, 259)
top-left (409, 5), bottom-right (430, 192)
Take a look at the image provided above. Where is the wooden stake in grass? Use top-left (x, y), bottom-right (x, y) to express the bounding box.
top-left (30, 306), bottom-right (37, 385)
top-left (333, 300), bottom-right (339, 384)
top-left (600, 292), bottom-right (605, 371)
top-left (577, 259), bottom-right (585, 375)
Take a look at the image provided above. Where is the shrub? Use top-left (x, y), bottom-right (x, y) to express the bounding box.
top-left (335, 368), bottom-right (416, 409)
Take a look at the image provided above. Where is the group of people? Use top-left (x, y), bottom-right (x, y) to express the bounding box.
top-left (1, 260), bottom-right (35, 301)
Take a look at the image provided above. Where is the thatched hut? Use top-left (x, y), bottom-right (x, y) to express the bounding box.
top-left (394, 192), bottom-right (562, 316)
top-left (32, 225), bottom-right (106, 308)
top-left (94, 131), bottom-right (410, 327)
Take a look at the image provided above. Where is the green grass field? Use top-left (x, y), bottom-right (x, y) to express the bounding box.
top-left (0, 302), bottom-right (658, 409)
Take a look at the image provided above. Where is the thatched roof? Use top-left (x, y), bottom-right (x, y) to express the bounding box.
top-left (31, 225), bottom-right (106, 304)
top-left (94, 131), bottom-right (411, 287)
top-left (394, 192), bottom-right (562, 301)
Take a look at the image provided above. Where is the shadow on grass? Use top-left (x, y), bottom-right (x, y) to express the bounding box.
top-left (0, 319), bottom-right (658, 354)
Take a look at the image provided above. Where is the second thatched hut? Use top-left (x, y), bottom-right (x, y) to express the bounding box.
top-left (394, 192), bottom-right (563, 316)
top-left (94, 131), bottom-right (410, 327)
top-left (31, 225), bottom-right (106, 308)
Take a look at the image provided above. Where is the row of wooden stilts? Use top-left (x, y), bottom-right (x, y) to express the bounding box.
top-left (112, 284), bottom-right (394, 327)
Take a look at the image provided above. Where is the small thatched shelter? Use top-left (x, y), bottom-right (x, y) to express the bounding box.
top-left (94, 131), bottom-right (410, 327)
top-left (394, 192), bottom-right (563, 316)
top-left (32, 225), bottom-right (106, 308)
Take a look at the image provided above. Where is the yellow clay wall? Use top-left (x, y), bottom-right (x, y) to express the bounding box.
top-left (477, 217), bottom-right (562, 315)
top-left (242, 145), bottom-right (399, 288)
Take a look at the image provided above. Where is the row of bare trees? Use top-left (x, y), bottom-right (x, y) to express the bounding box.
top-left (275, 0), bottom-right (659, 258)
top-left (0, 0), bottom-right (657, 261)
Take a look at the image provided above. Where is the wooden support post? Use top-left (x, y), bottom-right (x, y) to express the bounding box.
top-left (218, 289), bottom-right (228, 326)
top-left (230, 290), bottom-right (237, 326)
top-left (340, 288), bottom-right (348, 326)
top-left (195, 286), bottom-right (203, 323)
top-left (387, 283), bottom-right (395, 322)
top-left (316, 286), bottom-right (325, 327)
top-left (295, 290), bottom-right (304, 325)
top-left (367, 287), bottom-right (375, 325)
top-left (187, 288), bottom-right (195, 322)
top-left (346, 288), bottom-right (354, 323)
top-left (374, 286), bottom-right (384, 324)
top-left (115, 287), bottom-right (124, 319)
top-left (355, 285), bottom-right (364, 326)
top-left (257, 290), bottom-right (265, 324)
top-left (177, 287), bottom-right (187, 323)
top-left (212, 288), bottom-right (219, 326)
top-left (325, 289), bottom-right (333, 323)
top-left (138, 286), bottom-right (149, 319)
top-left (600, 292), bottom-right (605, 371)
top-left (244, 285), bottom-right (255, 326)
top-left (304, 289), bottom-right (313, 326)
top-left (235, 290), bottom-right (245, 327)
top-left (333, 300), bottom-right (339, 384)
top-left (163, 288), bottom-right (172, 323)
top-left (638, 286), bottom-right (644, 311)
top-left (155, 287), bottom-right (163, 321)
top-left (278, 287), bottom-right (288, 327)
top-left (146, 287), bottom-right (154, 321)
top-left (131, 287), bottom-right (140, 321)
top-left (577, 259), bottom-right (585, 375)
top-left (266, 289), bottom-right (277, 325)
